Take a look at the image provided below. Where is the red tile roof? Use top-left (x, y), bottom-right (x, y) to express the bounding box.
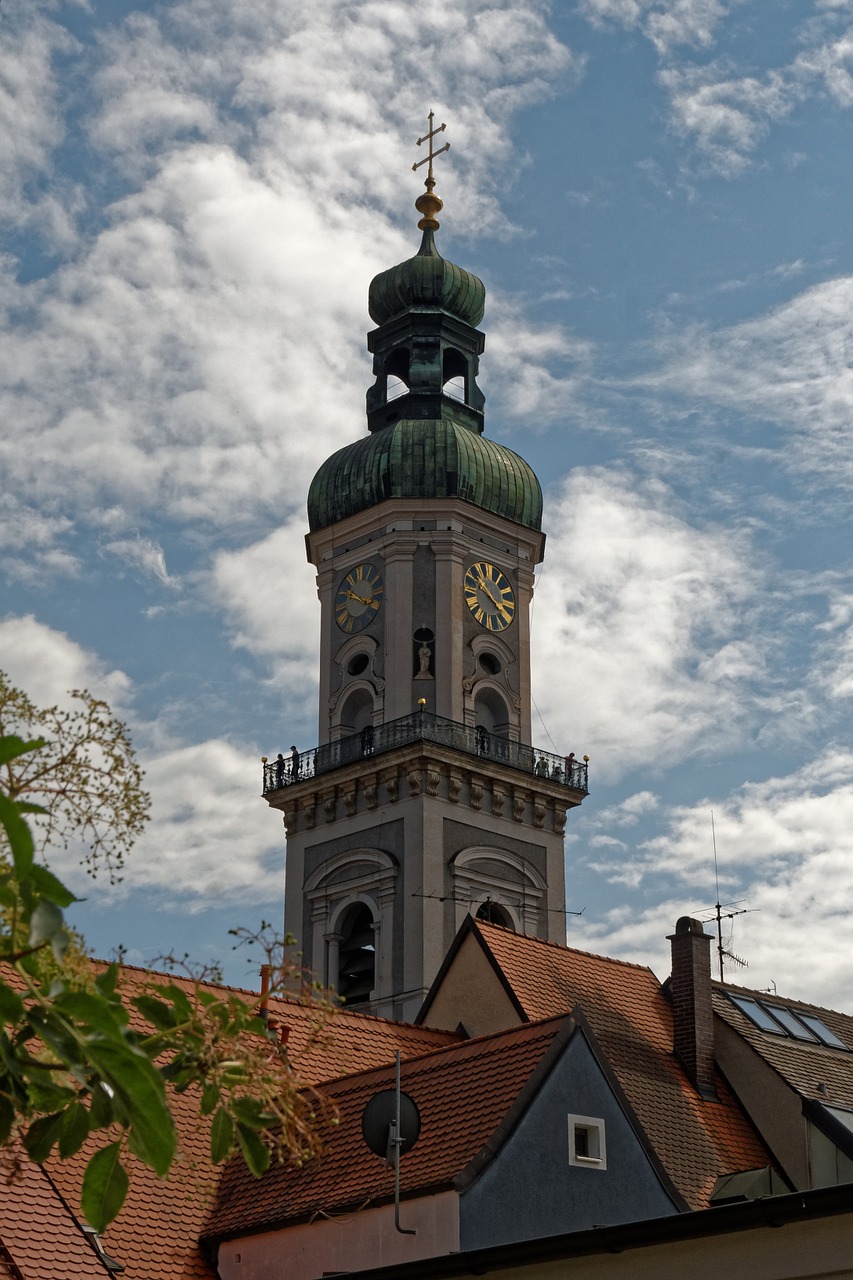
top-left (206, 1015), bottom-right (572, 1240)
top-left (4, 960), bottom-right (458, 1280)
top-left (452, 921), bottom-right (773, 1209)
top-left (0, 1142), bottom-right (110, 1280)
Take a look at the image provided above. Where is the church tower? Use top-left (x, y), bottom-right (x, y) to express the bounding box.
top-left (264, 119), bottom-right (588, 1022)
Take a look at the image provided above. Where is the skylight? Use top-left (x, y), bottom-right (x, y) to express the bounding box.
top-left (728, 995), bottom-right (848, 1050)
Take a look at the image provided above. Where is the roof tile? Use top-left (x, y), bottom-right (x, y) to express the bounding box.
top-left (4, 960), bottom-right (457, 1280)
top-left (470, 921), bottom-right (772, 1209)
top-left (206, 1016), bottom-right (568, 1240)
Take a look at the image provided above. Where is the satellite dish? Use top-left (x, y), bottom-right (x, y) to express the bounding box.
top-left (361, 1089), bottom-right (421, 1162)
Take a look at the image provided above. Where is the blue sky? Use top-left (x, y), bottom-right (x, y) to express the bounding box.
top-left (3, 0), bottom-right (853, 1007)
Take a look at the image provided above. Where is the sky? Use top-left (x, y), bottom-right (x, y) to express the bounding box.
top-left (2, 0), bottom-right (853, 1010)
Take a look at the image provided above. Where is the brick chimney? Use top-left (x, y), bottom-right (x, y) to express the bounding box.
top-left (668, 917), bottom-right (717, 1099)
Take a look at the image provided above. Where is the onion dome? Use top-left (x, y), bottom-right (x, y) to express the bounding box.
top-left (368, 229), bottom-right (485, 328)
top-left (307, 419), bottom-right (542, 533)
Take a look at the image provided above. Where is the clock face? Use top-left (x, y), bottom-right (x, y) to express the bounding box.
top-left (335, 563), bottom-right (384, 633)
top-left (464, 561), bottom-right (515, 632)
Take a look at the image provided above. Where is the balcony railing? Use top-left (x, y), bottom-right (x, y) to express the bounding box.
top-left (263, 711), bottom-right (588, 795)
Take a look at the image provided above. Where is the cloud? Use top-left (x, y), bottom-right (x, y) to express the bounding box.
top-left (641, 275), bottom-right (853, 484)
top-left (579, 0), bottom-right (734, 54)
top-left (814, 589), bottom-right (853, 699)
top-left (207, 519), bottom-right (319, 719)
top-left (0, 6), bottom-right (79, 242)
top-left (0, 0), bottom-right (582, 586)
top-left (658, 62), bottom-right (799, 177)
top-left (531, 469), bottom-right (772, 780)
top-left (576, 5), bottom-right (853, 176)
top-left (0, 614), bottom-right (132, 711)
top-left (576, 746), bottom-right (853, 1007)
top-left (486, 299), bottom-right (595, 425)
top-left (105, 738), bottom-right (282, 906)
top-left (103, 536), bottom-right (176, 587)
top-left (0, 614), bottom-right (281, 905)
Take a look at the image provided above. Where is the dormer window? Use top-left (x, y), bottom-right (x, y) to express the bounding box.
top-left (729, 995), bottom-right (848, 1049)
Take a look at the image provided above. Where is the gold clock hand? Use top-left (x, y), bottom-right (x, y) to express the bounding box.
top-left (476, 576), bottom-right (503, 610)
top-left (345, 589), bottom-right (377, 607)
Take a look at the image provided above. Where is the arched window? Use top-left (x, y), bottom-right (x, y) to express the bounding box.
top-left (476, 900), bottom-right (515, 930)
top-left (474, 686), bottom-right (511, 738)
top-left (339, 686), bottom-right (374, 736)
top-left (337, 903), bottom-right (376, 1005)
top-left (442, 347), bottom-right (467, 403)
top-left (386, 348), bottom-right (410, 402)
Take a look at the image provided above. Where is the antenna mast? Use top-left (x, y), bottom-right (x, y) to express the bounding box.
top-left (709, 810), bottom-right (749, 982)
top-left (712, 811), bottom-right (724, 983)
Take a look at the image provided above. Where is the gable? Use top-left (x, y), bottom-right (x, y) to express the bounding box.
top-left (418, 924), bottom-right (522, 1036)
top-left (458, 1022), bottom-right (680, 1250)
top-left (424, 919), bottom-right (774, 1208)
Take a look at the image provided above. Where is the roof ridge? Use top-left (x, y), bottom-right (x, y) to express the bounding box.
top-left (477, 921), bottom-right (656, 975)
top-left (313, 1011), bottom-right (570, 1091)
top-left (101, 960), bottom-right (450, 1030)
top-left (713, 980), bottom-right (853, 1021)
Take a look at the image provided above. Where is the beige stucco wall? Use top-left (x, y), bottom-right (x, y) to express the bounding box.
top-left (425, 1209), bottom-right (853, 1280)
top-left (421, 928), bottom-right (522, 1036)
top-left (713, 1016), bottom-right (810, 1186)
top-left (216, 1191), bottom-right (459, 1280)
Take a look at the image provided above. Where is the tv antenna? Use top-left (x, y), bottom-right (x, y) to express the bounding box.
top-left (361, 1051), bottom-right (420, 1236)
top-left (705, 810), bottom-right (750, 983)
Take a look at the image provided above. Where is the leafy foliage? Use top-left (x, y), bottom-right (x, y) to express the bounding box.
top-left (0, 672), bottom-right (149, 881)
top-left (0, 726), bottom-right (334, 1234)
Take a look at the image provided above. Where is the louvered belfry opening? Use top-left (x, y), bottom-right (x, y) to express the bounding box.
top-left (338, 903), bottom-right (376, 1005)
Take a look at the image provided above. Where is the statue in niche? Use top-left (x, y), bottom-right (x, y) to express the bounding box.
top-left (415, 642), bottom-right (432, 679)
top-left (413, 626), bottom-right (435, 680)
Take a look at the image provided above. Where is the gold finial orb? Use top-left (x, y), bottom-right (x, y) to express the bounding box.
top-left (413, 110), bottom-right (450, 231)
top-left (418, 697), bottom-right (427, 709)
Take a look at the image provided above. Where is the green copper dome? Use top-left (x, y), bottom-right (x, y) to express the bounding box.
top-left (307, 419), bottom-right (542, 533)
top-left (368, 230), bottom-right (485, 328)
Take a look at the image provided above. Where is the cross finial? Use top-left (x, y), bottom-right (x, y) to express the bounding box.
top-left (413, 111), bottom-right (450, 231)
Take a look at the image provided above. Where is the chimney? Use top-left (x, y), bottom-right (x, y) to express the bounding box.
top-left (668, 917), bottom-right (717, 1099)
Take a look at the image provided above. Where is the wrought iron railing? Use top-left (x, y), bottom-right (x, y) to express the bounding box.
top-left (262, 711), bottom-right (588, 795)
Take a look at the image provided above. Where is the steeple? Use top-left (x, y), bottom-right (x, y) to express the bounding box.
top-left (266, 118), bottom-right (589, 1021)
top-left (308, 124), bottom-right (540, 535)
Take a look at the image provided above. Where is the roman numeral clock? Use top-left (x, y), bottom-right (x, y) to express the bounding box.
top-left (464, 561), bottom-right (516, 632)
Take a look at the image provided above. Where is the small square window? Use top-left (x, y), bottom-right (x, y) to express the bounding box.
top-left (568, 1114), bottom-right (606, 1170)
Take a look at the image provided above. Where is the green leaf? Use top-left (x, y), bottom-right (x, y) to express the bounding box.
top-left (0, 981), bottom-right (24, 1023)
top-left (54, 990), bottom-right (128, 1035)
top-left (231, 1096), bottom-right (274, 1129)
top-left (200, 1083), bottom-right (221, 1117)
top-left (26, 1007), bottom-right (81, 1066)
top-left (29, 899), bottom-right (64, 948)
top-left (236, 1122), bottom-right (270, 1177)
top-left (25, 1080), bottom-right (76, 1114)
top-left (0, 735), bottom-right (45, 766)
top-left (210, 1107), bottom-right (234, 1165)
top-left (23, 1111), bottom-right (64, 1163)
top-left (89, 1082), bottom-right (114, 1131)
top-left (84, 1038), bottom-right (175, 1176)
top-left (15, 800), bottom-right (49, 817)
top-left (159, 983), bottom-right (193, 1022)
top-left (133, 995), bottom-right (179, 1031)
top-left (59, 1101), bottom-right (90, 1158)
top-left (27, 865), bottom-right (77, 908)
top-left (81, 1143), bottom-right (129, 1233)
top-left (95, 965), bottom-right (119, 998)
top-left (0, 790), bottom-right (35, 880)
top-left (0, 1095), bottom-right (15, 1146)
